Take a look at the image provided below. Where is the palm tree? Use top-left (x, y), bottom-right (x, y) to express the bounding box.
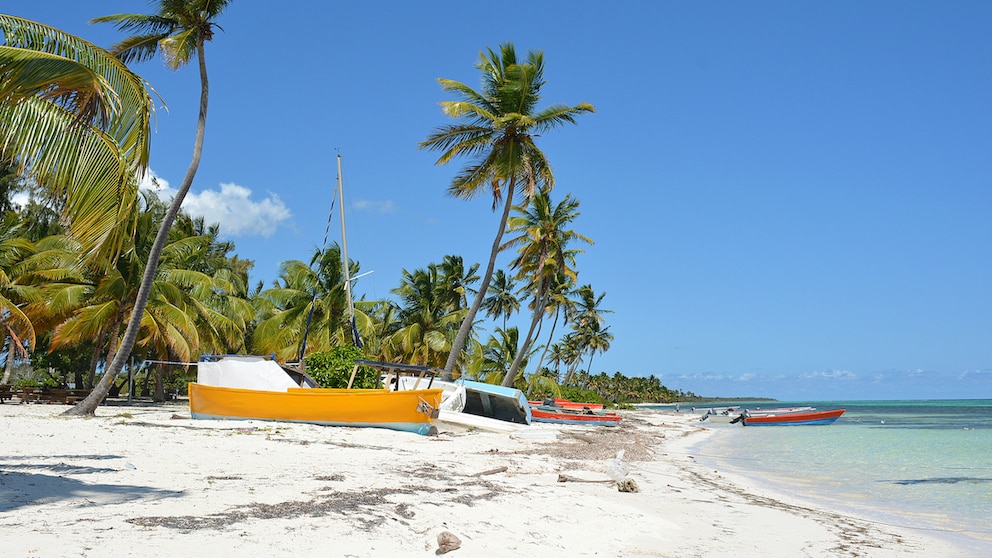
top-left (564, 285), bottom-right (612, 384)
top-left (437, 254), bottom-right (480, 311)
top-left (530, 272), bottom-right (579, 379)
top-left (420, 42), bottom-right (593, 381)
top-left (0, 161), bottom-right (24, 217)
top-left (163, 213), bottom-right (254, 356)
top-left (500, 192), bottom-right (591, 387)
top-left (253, 245), bottom-right (361, 362)
top-left (482, 269), bottom-right (520, 330)
top-left (45, 192), bottom-right (237, 396)
top-left (66, 1), bottom-right (232, 416)
top-left (384, 264), bottom-right (464, 367)
top-left (1, 17), bottom-right (154, 386)
top-left (0, 215), bottom-right (39, 383)
top-left (477, 326), bottom-right (522, 384)
top-left (0, 16), bottom-right (153, 260)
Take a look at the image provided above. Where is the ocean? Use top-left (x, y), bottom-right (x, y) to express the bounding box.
top-left (670, 399), bottom-right (991, 555)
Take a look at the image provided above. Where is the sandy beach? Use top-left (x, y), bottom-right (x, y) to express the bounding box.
top-left (0, 401), bottom-right (971, 557)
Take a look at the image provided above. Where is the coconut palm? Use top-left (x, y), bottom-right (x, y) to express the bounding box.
top-left (1, 16), bottom-right (154, 385)
top-left (0, 215), bottom-right (39, 383)
top-left (563, 285), bottom-right (612, 384)
top-left (384, 264), bottom-right (465, 367)
top-left (162, 213), bottom-right (254, 356)
top-left (253, 245), bottom-right (364, 362)
top-left (0, 161), bottom-right (24, 217)
top-left (0, 15), bottom-right (153, 261)
top-left (530, 272), bottom-right (579, 380)
top-left (482, 269), bottom-right (520, 330)
top-left (476, 326), bottom-right (522, 383)
top-left (437, 254), bottom-right (479, 311)
top-left (63, 1), bottom-right (232, 416)
top-left (500, 192), bottom-right (591, 387)
top-left (420, 42), bottom-right (593, 381)
top-left (45, 193), bottom-right (233, 394)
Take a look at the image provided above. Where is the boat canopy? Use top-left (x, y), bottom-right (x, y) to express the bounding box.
top-left (351, 359), bottom-right (442, 389)
top-left (198, 355), bottom-right (315, 391)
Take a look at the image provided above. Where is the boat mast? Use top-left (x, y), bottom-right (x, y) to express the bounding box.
top-left (337, 153), bottom-right (360, 346)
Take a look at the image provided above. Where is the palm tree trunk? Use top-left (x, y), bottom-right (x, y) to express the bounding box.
top-left (532, 310), bottom-right (561, 380)
top-left (563, 358), bottom-right (581, 386)
top-left (585, 350), bottom-right (597, 380)
top-left (501, 274), bottom-right (547, 387)
top-left (2, 336), bottom-right (13, 384)
top-left (442, 179), bottom-right (516, 381)
top-left (154, 363), bottom-right (165, 402)
top-left (86, 342), bottom-right (102, 389)
top-left (64, 41), bottom-right (210, 416)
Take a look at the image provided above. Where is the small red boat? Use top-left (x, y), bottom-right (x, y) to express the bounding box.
top-left (743, 408), bottom-right (845, 426)
top-left (527, 398), bottom-right (604, 411)
top-left (529, 403), bottom-right (621, 426)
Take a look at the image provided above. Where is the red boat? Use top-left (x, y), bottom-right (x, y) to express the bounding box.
top-left (530, 406), bottom-right (622, 426)
top-left (527, 398), bottom-right (604, 411)
top-left (743, 408), bottom-right (845, 426)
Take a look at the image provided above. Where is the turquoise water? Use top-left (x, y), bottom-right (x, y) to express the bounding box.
top-left (675, 400), bottom-right (992, 554)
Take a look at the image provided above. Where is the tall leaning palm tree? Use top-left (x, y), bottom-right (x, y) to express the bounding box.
top-left (421, 43), bottom-right (593, 381)
top-left (66, 0), bottom-right (232, 416)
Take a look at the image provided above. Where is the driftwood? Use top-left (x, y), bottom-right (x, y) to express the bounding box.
top-left (557, 474), bottom-right (613, 484)
top-left (471, 466), bottom-right (508, 477)
top-left (557, 474), bottom-right (640, 493)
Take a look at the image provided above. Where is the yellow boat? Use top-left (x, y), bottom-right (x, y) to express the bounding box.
top-left (188, 356), bottom-right (443, 435)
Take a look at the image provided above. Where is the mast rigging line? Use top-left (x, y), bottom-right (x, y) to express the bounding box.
top-left (299, 152), bottom-right (362, 363)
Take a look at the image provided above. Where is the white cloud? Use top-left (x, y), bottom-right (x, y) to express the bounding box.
top-left (353, 199), bottom-right (396, 213)
top-left (140, 170), bottom-right (291, 238)
top-left (139, 170), bottom-right (169, 192)
top-left (800, 369), bottom-right (858, 381)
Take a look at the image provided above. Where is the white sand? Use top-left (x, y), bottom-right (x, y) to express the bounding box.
top-left (0, 402), bottom-right (972, 557)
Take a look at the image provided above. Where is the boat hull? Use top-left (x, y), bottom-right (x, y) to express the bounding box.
top-left (189, 382), bottom-right (443, 435)
top-left (528, 398), bottom-right (605, 411)
top-left (392, 377), bottom-right (532, 425)
top-left (743, 409), bottom-right (845, 426)
top-left (530, 406), bottom-right (622, 426)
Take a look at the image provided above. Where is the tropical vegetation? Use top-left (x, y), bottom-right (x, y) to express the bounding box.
top-left (1, 12), bottom-right (696, 410)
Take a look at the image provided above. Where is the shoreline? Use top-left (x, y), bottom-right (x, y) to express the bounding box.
top-left (0, 402), bottom-right (973, 557)
top-left (684, 415), bottom-right (990, 556)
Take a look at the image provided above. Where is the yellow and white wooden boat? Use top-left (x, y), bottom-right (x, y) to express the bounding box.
top-left (188, 356), bottom-right (442, 435)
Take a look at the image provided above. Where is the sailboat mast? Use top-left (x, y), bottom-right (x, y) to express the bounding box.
top-left (337, 154), bottom-right (357, 341)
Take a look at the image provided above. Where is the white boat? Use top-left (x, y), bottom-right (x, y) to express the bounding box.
top-left (390, 372), bottom-right (531, 431)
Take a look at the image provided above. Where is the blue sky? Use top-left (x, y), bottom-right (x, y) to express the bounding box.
top-left (5, 1), bottom-right (991, 401)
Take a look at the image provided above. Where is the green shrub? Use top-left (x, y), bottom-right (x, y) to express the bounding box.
top-left (559, 386), bottom-right (609, 407)
top-left (304, 346), bottom-right (380, 389)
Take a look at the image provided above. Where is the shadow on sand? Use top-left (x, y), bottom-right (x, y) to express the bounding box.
top-left (0, 455), bottom-right (184, 512)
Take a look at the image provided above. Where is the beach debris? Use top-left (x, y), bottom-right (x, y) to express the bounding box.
top-left (616, 478), bottom-right (639, 493)
top-left (436, 531), bottom-right (462, 554)
top-left (557, 474), bottom-right (613, 484)
top-left (556, 473), bottom-right (640, 493)
top-left (604, 449), bottom-right (628, 481)
top-left (471, 466), bottom-right (508, 477)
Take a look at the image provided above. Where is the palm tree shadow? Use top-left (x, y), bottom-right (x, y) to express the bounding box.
top-left (0, 456), bottom-right (184, 513)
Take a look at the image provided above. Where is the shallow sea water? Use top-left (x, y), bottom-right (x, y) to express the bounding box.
top-left (677, 400), bottom-right (992, 555)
